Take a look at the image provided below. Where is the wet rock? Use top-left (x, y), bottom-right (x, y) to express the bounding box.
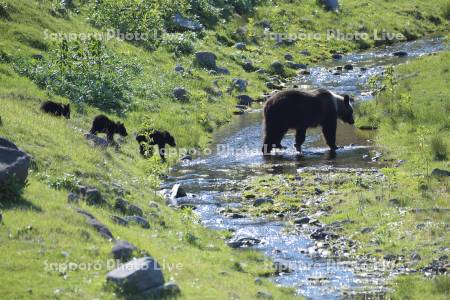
top-left (431, 168), bottom-right (450, 177)
top-left (180, 155), bottom-right (192, 161)
top-left (344, 64), bottom-right (353, 70)
top-left (384, 254), bottom-right (397, 261)
top-left (124, 216), bottom-right (150, 229)
top-left (273, 261), bottom-right (294, 274)
top-left (111, 215), bottom-right (128, 226)
top-left (170, 184), bottom-right (187, 200)
top-left (253, 198), bottom-right (274, 207)
top-left (235, 42), bottom-right (246, 50)
top-left (228, 213), bottom-right (246, 219)
top-left (231, 78), bottom-right (248, 92)
top-left (332, 53), bottom-right (343, 60)
top-left (173, 87), bottom-right (188, 101)
top-left (172, 13), bottom-right (203, 31)
top-left (311, 229), bottom-right (338, 240)
top-left (216, 66), bottom-right (230, 75)
top-left (0, 137), bottom-right (31, 185)
top-left (270, 61), bottom-right (284, 75)
top-left (84, 133), bottom-right (108, 148)
top-left (294, 216), bottom-right (311, 225)
top-left (393, 51), bottom-right (408, 57)
top-left (174, 65), bottom-right (184, 73)
top-left (265, 82), bottom-right (282, 90)
top-left (228, 235), bottom-right (261, 248)
top-left (284, 53), bottom-right (293, 60)
top-left (85, 188), bottom-right (104, 206)
top-left (256, 291), bottom-right (273, 299)
top-left (112, 240), bottom-right (137, 261)
top-left (76, 209), bottom-right (114, 240)
top-left (236, 95), bottom-right (253, 106)
top-left (106, 257), bottom-right (164, 295)
top-left (299, 70), bottom-right (311, 75)
top-left (195, 51), bottom-right (217, 70)
top-left (67, 192), bottom-right (80, 203)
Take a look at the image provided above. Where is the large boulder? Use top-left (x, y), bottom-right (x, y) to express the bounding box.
top-left (76, 209), bottom-right (114, 240)
top-left (231, 78), bottom-right (248, 92)
top-left (0, 137), bottom-right (30, 185)
top-left (194, 51), bottom-right (217, 70)
top-left (270, 61), bottom-right (284, 75)
top-left (106, 257), bottom-right (165, 295)
top-left (319, 0), bottom-right (339, 11)
top-left (172, 13), bottom-right (203, 31)
top-left (111, 240), bottom-right (137, 261)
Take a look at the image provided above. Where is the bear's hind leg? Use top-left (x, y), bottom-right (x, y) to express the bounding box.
top-left (322, 121), bottom-right (337, 151)
top-left (295, 128), bottom-right (306, 153)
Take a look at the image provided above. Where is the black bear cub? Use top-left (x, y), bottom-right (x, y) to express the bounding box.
top-left (262, 88), bottom-right (354, 154)
top-left (40, 101), bottom-right (71, 119)
top-left (136, 130), bottom-right (176, 161)
top-left (90, 115), bottom-right (128, 144)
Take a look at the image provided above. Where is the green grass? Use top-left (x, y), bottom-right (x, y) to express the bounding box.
top-left (0, 0), bottom-right (449, 298)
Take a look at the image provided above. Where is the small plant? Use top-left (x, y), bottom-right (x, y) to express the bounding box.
top-left (443, 2), bottom-right (450, 21)
top-left (430, 135), bottom-right (448, 161)
top-left (434, 275), bottom-right (450, 294)
top-left (45, 173), bottom-right (81, 191)
top-left (161, 32), bottom-right (196, 55)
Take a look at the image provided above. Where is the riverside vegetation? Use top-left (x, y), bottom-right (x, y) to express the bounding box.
top-left (0, 0), bottom-right (449, 299)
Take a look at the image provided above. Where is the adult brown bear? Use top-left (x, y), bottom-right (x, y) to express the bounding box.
top-left (262, 88), bottom-right (354, 154)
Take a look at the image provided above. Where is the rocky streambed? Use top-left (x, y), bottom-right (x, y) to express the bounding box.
top-left (162, 38), bottom-right (447, 299)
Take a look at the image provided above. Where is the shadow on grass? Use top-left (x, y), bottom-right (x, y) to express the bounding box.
top-left (0, 180), bottom-right (42, 212)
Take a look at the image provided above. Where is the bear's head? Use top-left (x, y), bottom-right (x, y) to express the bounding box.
top-left (165, 132), bottom-right (176, 147)
top-left (63, 104), bottom-right (71, 119)
top-left (116, 122), bottom-right (128, 137)
top-left (339, 95), bottom-right (354, 125)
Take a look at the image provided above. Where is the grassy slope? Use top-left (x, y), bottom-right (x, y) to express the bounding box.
top-left (0, 0), bottom-right (449, 299)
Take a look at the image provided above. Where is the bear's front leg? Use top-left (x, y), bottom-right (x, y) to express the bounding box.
top-left (295, 128), bottom-right (306, 152)
top-left (322, 121), bottom-right (338, 151)
top-left (158, 144), bottom-right (167, 161)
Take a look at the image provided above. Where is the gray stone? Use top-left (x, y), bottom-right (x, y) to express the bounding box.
top-left (114, 198), bottom-right (128, 213)
top-left (256, 291), bottom-right (273, 299)
top-left (236, 95), bottom-right (253, 106)
top-left (234, 42), bottom-right (246, 50)
top-left (67, 192), bottom-right (80, 203)
top-left (431, 168), bottom-right (450, 177)
top-left (195, 51), bottom-right (217, 70)
top-left (311, 229), bottom-right (338, 240)
top-left (174, 65), bottom-right (184, 73)
top-left (284, 53), bottom-right (293, 60)
top-left (286, 61), bottom-right (307, 69)
top-left (270, 61), bottom-right (284, 75)
top-left (76, 209), bottom-right (114, 240)
top-left (124, 215), bottom-right (150, 229)
top-left (231, 78), bottom-right (248, 92)
top-left (172, 13), bottom-right (203, 31)
top-left (128, 204), bottom-right (144, 217)
top-left (173, 87), bottom-right (188, 101)
top-left (0, 137), bottom-right (30, 185)
top-left (180, 155), bottom-right (192, 161)
top-left (228, 232), bottom-right (261, 248)
top-left (106, 257), bottom-right (164, 295)
top-left (111, 215), bottom-right (129, 226)
top-left (299, 50), bottom-right (311, 56)
top-left (265, 82), bottom-right (282, 90)
top-left (257, 19), bottom-right (272, 29)
top-left (170, 184), bottom-right (187, 200)
top-left (411, 252), bottom-right (421, 261)
top-left (159, 281), bottom-right (181, 297)
top-left (253, 198), bottom-right (274, 207)
top-left (273, 261), bottom-right (294, 274)
top-left (85, 188), bottom-right (104, 205)
top-left (216, 66), bottom-right (230, 75)
top-left (32, 54), bottom-right (43, 60)
top-left (256, 68), bottom-right (266, 74)
top-left (243, 61), bottom-right (255, 72)
top-left (112, 240), bottom-right (137, 261)
top-left (319, 0), bottom-right (339, 11)
top-left (389, 198), bottom-right (401, 207)
top-left (299, 70), bottom-right (311, 75)
top-left (84, 133), bottom-right (108, 148)
top-left (254, 277), bottom-right (263, 285)
top-left (294, 216), bottom-right (311, 225)
top-left (344, 64), bottom-right (353, 70)
top-left (332, 53), bottom-right (343, 60)
top-left (361, 227), bottom-right (374, 234)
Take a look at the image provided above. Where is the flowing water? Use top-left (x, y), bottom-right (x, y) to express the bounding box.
top-left (162, 38), bottom-right (447, 299)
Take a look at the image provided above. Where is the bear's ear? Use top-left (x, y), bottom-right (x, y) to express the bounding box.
top-left (344, 95), bottom-right (350, 107)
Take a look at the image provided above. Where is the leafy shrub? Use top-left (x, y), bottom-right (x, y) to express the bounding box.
top-left (443, 2), bottom-right (450, 20)
top-left (161, 32), bottom-right (196, 55)
top-left (15, 38), bottom-right (141, 112)
top-left (430, 135), bottom-right (448, 161)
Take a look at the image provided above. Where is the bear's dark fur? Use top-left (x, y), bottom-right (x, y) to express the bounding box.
top-left (136, 130), bottom-right (176, 161)
top-left (90, 115), bottom-right (128, 144)
top-left (40, 101), bottom-right (71, 119)
top-left (262, 88), bottom-right (354, 154)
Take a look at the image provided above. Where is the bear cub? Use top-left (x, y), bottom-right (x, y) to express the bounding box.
top-left (136, 130), bottom-right (176, 161)
top-left (262, 88), bottom-right (354, 154)
top-left (90, 115), bottom-right (128, 144)
top-left (40, 101), bottom-right (71, 119)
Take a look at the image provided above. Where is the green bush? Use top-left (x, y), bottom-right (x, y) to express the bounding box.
top-left (430, 135), bottom-right (448, 161)
top-left (15, 38), bottom-right (141, 112)
top-left (443, 2), bottom-right (450, 20)
top-left (161, 32), bottom-right (196, 55)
